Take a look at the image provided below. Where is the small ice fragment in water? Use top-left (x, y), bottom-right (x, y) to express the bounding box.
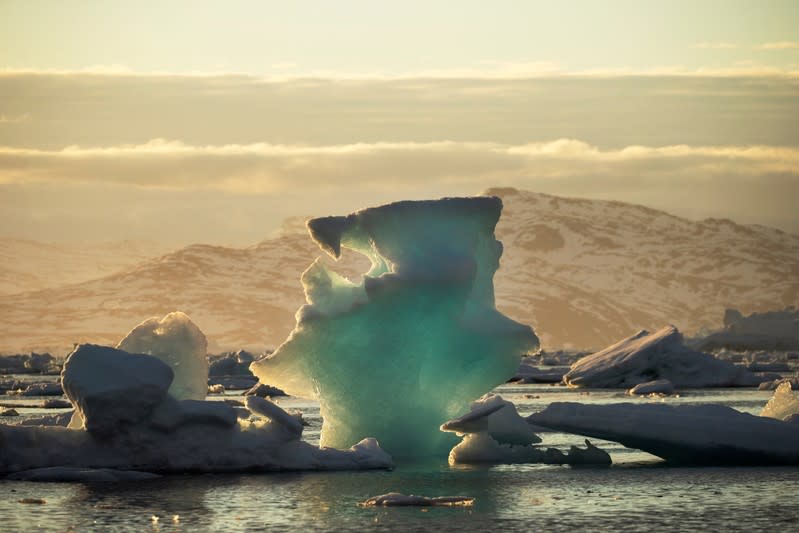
top-left (18, 498), bottom-right (46, 505)
top-left (628, 379), bottom-right (674, 396)
top-left (359, 493), bottom-right (475, 507)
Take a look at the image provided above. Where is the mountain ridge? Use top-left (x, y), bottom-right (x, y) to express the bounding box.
top-left (1, 188), bottom-right (797, 353)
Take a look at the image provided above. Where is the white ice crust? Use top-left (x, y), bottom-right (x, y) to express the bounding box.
top-left (564, 325), bottom-right (759, 389)
top-left (529, 401), bottom-right (799, 465)
top-left (117, 311), bottom-right (208, 400)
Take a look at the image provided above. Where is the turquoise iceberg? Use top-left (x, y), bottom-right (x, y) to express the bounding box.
top-left (251, 196), bottom-right (538, 457)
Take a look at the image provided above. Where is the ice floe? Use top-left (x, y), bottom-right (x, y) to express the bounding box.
top-left (1, 343), bottom-right (392, 476)
top-left (564, 326), bottom-right (760, 389)
top-left (529, 401), bottom-right (799, 465)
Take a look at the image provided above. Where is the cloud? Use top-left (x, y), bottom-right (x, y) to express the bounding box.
top-left (1, 139), bottom-right (796, 194)
top-left (757, 41), bottom-right (799, 50)
top-left (2, 62), bottom-right (798, 80)
top-left (692, 42), bottom-right (739, 49)
top-left (0, 113), bottom-right (29, 124)
top-left (1, 73), bottom-right (798, 153)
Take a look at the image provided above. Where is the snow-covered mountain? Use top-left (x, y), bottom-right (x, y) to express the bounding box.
top-left (0, 238), bottom-right (171, 295)
top-left (1, 188), bottom-right (797, 354)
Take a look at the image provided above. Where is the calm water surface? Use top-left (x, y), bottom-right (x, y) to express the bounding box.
top-left (2, 384), bottom-right (798, 532)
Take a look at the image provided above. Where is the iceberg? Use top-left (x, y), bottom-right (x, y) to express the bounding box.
top-left (1, 344), bottom-right (392, 475)
top-left (529, 402), bottom-right (799, 465)
top-left (117, 312), bottom-right (208, 400)
top-left (696, 307), bottom-right (799, 352)
top-left (761, 381), bottom-right (799, 421)
top-left (251, 197), bottom-right (538, 457)
top-left (563, 325), bottom-right (760, 389)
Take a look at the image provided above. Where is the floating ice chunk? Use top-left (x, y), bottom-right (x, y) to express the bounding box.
top-left (8, 382), bottom-right (63, 396)
top-left (359, 493), bottom-right (475, 507)
top-left (441, 402), bottom-right (505, 434)
top-left (628, 379), bottom-right (674, 395)
top-left (564, 326), bottom-right (758, 389)
top-left (251, 197), bottom-right (538, 457)
top-left (245, 383), bottom-right (287, 398)
top-left (245, 396), bottom-right (303, 438)
top-left (61, 344), bottom-right (173, 437)
top-left (697, 307), bottom-right (799, 352)
top-left (2, 346), bottom-right (392, 475)
top-left (19, 412), bottom-right (73, 427)
top-left (529, 401), bottom-right (799, 465)
top-left (448, 432), bottom-right (536, 464)
top-left (447, 432), bottom-right (610, 465)
top-left (563, 439), bottom-right (612, 465)
top-left (209, 376), bottom-right (257, 390)
top-left (441, 394), bottom-right (540, 446)
top-left (759, 376), bottom-right (799, 391)
top-left (8, 467), bottom-right (161, 482)
top-left (761, 382), bottom-right (799, 421)
top-left (513, 358), bottom-right (568, 383)
top-left (442, 395), bottom-right (609, 465)
top-left (117, 311), bottom-right (208, 400)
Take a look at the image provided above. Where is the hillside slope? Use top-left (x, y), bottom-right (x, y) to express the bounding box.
top-left (1, 189), bottom-right (797, 353)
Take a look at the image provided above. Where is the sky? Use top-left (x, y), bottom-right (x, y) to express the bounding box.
top-left (1, 0), bottom-right (798, 245)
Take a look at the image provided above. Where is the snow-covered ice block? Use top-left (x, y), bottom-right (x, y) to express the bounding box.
top-left (149, 397), bottom-right (238, 431)
top-left (441, 394), bottom-right (540, 445)
top-left (251, 197), bottom-right (538, 457)
top-left (442, 395), bottom-right (610, 465)
top-left (564, 325), bottom-right (759, 389)
top-left (761, 382), bottom-right (799, 421)
top-left (61, 344), bottom-right (173, 438)
top-left (529, 401), bottom-right (799, 465)
top-left (117, 312), bottom-right (208, 400)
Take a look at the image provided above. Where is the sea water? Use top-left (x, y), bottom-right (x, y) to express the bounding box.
top-left (2, 384), bottom-right (798, 532)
